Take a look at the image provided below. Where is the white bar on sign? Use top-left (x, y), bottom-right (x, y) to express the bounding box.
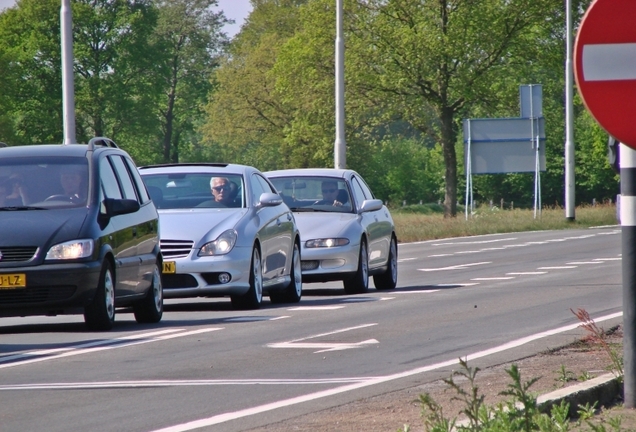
top-left (582, 43), bottom-right (636, 81)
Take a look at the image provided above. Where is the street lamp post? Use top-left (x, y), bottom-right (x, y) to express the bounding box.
top-left (61, 0), bottom-right (76, 144)
top-left (334, 0), bottom-right (346, 169)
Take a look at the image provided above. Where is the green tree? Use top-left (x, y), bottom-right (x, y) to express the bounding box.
top-left (152, 0), bottom-right (229, 163)
top-left (0, 0), bottom-right (64, 144)
top-left (345, 0), bottom-right (567, 217)
top-left (202, 0), bottom-right (308, 170)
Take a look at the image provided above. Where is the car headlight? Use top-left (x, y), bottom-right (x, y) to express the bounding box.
top-left (45, 239), bottom-right (94, 260)
top-left (305, 238), bottom-right (350, 248)
top-left (199, 230), bottom-right (238, 256)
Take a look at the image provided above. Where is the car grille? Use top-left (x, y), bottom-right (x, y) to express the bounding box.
top-left (160, 240), bottom-right (194, 259)
top-left (0, 285), bottom-right (76, 304)
top-left (161, 274), bottom-right (198, 289)
top-left (0, 247), bottom-right (38, 263)
top-left (301, 260), bottom-right (319, 271)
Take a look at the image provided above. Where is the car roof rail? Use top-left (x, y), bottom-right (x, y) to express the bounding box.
top-left (88, 137), bottom-right (119, 150)
top-left (139, 163), bottom-right (229, 170)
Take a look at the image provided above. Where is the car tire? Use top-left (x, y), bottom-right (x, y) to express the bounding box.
top-left (231, 246), bottom-right (263, 310)
top-left (344, 239), bottom-right (369, 294)
top-left (373, 235), bottom-right (398, 290)
top-left (270, 241), bottom-right (302, 304)
top-left (133, 263), bottom-right (163, 323)
top-left (84, 261), bottom-right (116, 331)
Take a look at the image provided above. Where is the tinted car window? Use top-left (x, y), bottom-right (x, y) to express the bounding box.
top-left (250, 173), bottom-right (267, 206)
top-left (124, 157), bottom-right (150, 204)
top-left (100, 157), bottom-right (123, 199)
top-left (350, 177), bottom-right (368, 208)
top-left (110, 155), bottom-right (138, 201)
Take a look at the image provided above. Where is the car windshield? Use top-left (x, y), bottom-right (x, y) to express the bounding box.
top-left (269, 176), bottom-right (353, 213)
top-left (141, 173), bottom-right (245, 209)
top-left (0, 156), bottom-right (88, 209)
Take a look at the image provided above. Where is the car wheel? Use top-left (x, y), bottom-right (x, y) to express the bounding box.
top-left (270, 242), bottom-right (302, 304)
top-left (373, 235), bottom-right (398, 290)
top-left (133, 263), bottom-right (164, 323)
top-left (344, 239), bottom-right (369, 294)
top-left (231, 246), bottom-right (263, 310)
top-left (84, 261), bottom-right (116, 331)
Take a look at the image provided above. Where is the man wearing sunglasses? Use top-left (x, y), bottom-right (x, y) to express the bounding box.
top-left (210, 177), bottom-right (237, 207)
top-left (315, 180), bottom-right (345, 207)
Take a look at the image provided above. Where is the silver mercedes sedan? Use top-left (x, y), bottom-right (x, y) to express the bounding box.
top-left (265, 168), bottom-right (397, 294)
top-left (139, 163), bottom-right (302, 309)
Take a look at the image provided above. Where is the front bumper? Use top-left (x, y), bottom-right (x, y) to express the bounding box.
top-left (160, 246), bottom-right (252, 298)
top-left (299, 243), bottom-right (359, 283)
top-left (0, 261), bottom-right (102, 317)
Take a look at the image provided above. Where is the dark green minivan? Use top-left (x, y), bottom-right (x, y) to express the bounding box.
top-left (0, 138), bottom-right (163, 330)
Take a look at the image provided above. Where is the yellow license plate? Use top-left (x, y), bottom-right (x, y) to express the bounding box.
top-left (162, 261), bottom-right (176, 274)
top-left (0, 273), bottom-right (26, 289)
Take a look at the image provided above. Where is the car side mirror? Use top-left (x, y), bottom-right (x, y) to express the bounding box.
top-left (102, 198), bottom-right (140, 217)
top-left (360, 199), bottom-right (383, 213)
top-left (258, 192), bottom-right (283, 207)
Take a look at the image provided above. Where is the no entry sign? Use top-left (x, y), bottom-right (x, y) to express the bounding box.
top-left (574, 0), bottom-right (636, 148)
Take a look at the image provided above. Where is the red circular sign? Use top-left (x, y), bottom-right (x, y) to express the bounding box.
top-left (574, 0), bottom-right (636, 148)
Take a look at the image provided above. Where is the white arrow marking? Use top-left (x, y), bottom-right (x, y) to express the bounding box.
top-left (418, 261), bottom-right (491, 272)
top-left (267, 323), bottom-right (378, 353)
top-left (269, 339), bottom-right (379, 353)
top-left (583, 43), bottom-right (636, 81)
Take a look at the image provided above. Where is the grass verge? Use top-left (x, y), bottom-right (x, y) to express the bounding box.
top-left (392, 204), bottom-right (618, 243)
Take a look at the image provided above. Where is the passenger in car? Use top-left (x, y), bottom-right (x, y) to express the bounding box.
top-left (2, 174), bottom-right (30, 205)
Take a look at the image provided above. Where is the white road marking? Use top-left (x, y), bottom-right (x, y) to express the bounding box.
top-left (418, 261), bottom-right (491, 272)
top-left (470, 277), bottom-right (515, 281)
top-left (0, 377), bottom-right (373, 391)
top-left (269, 340), bottom-right (379, 353)
top-left (287, 306), bottom-right (345, 311)
top-left (428, 254), bottom-right (453, 257)
top-left (594, 258), bottom-right (621, 261)
top-left (267, 323), bottom-right (378, 353)
top-left (432, 238), bottom-right (517, 246)
top-left (566, 261), bottom-right (602, 265)
top-left (537, 266), bottom-right (577, 270)
top-left (397, 257), bottom-right (417, 262)
top-left (506, 272), bottom-right (547, 275)
top-left (389, 290), bottom-right (441, 294)
top-left (0, 328), bottom-right (223, 369)
top-left (150, 312), bottom-right (623, 432)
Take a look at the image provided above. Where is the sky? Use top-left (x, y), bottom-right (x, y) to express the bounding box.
top-left (0, 0), bottom-right (253, 38)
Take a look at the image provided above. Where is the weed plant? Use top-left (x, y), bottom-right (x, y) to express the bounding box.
top-left (393, 204), bottom-right (618, 244)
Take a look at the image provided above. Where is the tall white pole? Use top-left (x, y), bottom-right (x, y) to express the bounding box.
top-left (334, 0), bottom-right (346, 169)
top-left (61, 0), bottom-right (76, 144)
top-left (565, 0), bottom-right (575, 220)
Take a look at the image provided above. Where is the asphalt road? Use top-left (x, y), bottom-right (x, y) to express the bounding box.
top-left (0, 226), bottom-right (623, 431)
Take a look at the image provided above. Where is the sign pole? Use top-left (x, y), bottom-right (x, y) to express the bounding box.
top-left (621, 143), bottom-right (636, 407)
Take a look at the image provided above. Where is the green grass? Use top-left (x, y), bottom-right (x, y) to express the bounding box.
top-left (392, 204), bottom-right (619, 243)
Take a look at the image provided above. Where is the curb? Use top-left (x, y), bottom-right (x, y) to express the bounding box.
top-left (453, 373), bottom-right (622, 429)
top-left (537, 372), bottom-right (623, 418)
